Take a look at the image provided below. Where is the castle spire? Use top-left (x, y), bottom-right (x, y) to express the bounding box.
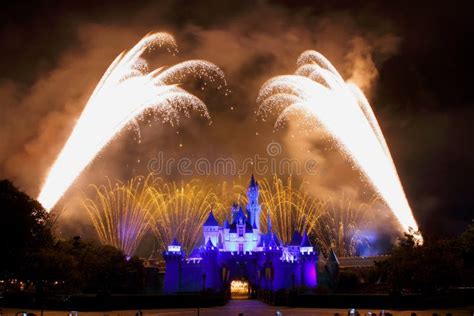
top-left (300, 230), bottom-right (312, 247)
top-left (246, 174), bottom-right (261, 230)
top-left (267, 211), bottom-right (272, 232)
top-left (249, 173), bottom-right (258, 188)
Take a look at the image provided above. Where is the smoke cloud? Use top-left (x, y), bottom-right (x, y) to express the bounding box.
top-left (0, 2), bottom-right (403, 240)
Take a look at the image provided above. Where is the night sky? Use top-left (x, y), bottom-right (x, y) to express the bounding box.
top-left (0, 0), bottom-right (472, 237)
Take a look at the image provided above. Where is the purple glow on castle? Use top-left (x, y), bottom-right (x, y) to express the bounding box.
top-left (163, 175), bottom-right (319, 294)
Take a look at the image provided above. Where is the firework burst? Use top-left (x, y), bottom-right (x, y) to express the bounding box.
top-left (146, 179), bottom-right (223, 254)
top-left (315, 194), bottom-right (378, 257)
top-left (81, 175), bottom-right (160, 256)
top-left (258, 175), bottom-right (326, 244)
top-left (81, 174), bottom-right (332, 255)
top-left (257, 50), bottom-right (421, 240)
top-left (38, 32), bottom-right (226, 211)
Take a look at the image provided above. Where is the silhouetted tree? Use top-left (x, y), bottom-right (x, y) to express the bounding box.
top-left (0, 179), bottom-right (145, 295)
top-left (45, 237), bottom-right (145, 293)
top-left (0, 179), bottom-right (54, 279)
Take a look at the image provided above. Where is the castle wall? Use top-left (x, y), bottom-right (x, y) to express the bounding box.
top-left (224, 232), bottom-right (258, 252)
top-left (162, 252), bottom-right (183, 294)
top-left (279, 261), bottom-right (302, 289)
top-left (202, 249), bottom-right (221, 290)
top-left (180, 261), bottom-right (203, 292)
top-left (300, 253), bottom-right (318, 288)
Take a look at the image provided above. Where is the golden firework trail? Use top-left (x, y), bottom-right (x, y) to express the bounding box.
top-left (38, 32), bottom-right (226, 211)
top-left (316, 194), bottom-right (376, 257)
top-left (258, 175), bottom-right (325, 244)
top-left (257, 50), bottom-right (421, 240)
top-left (82, 174), bottom-right (331, 255)
top-left (81, 175), bottom-right (160, 256)
top-left (146, 179), bottom-right (224, 254)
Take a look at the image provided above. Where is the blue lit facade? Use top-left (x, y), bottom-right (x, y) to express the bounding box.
top-left (162, 175), bottom-right (318, 294)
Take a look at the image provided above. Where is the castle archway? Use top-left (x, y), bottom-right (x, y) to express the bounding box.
top-left (230, 279), bottom-right (249, 299)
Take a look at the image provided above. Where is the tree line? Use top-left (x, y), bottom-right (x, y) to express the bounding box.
top-left (0, 179), bottom-right (144, 295)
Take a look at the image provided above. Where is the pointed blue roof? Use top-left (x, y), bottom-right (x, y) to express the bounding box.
top-left (259, 230), bottom-right (282, 248)
top-left (224, 219), bottom-right (230, 229)
top-left (233, 206), bottom-right (247, 224)
top-left (290, 231), bottom-right (302, 246)
top-left (205, 238), bottom-right (215, 249)
top-left (170, 238), bottom-right (181, 246)
top-left (203, 210), bottom-right (219, 226)
top-left (267, 234), bottom-right (279, 249)
top-left (300, 230), bottom-right (312, 247)
top-left (267, 212), bottom-right (272, 232)
top-left (249, 174), bottom-right (258, 188)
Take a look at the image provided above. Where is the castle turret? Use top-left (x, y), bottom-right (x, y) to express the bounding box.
top-left (267, 211), bottom-right (272, 232)
top-left (231, 202), bottom-right (239, 221)
top-left (168, 238), bottom-right (182, 252)
top-left (299, 230), bottom-right (318, 288)
top-left (201, 238), bottom-right (220, 290)
top-left (300, 230), bottom-right (313, 254)
top-left (163, 238), bottom-right (184, 293)
top-left (264, 234), bottom-right (284, 290)
top-left (203, 210), bottom-right (220, 247)
top-left (223, 218), bottom-right (230, 243)
top-left (246, 174), bottom-right (262, 230)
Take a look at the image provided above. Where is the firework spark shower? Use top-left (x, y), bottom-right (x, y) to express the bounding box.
top-left (257, 50), bottom-right (420, 238)
top-left (82, 174), bottom-right (330, 256)
top-left (37, 32), bottom-right (226, 210)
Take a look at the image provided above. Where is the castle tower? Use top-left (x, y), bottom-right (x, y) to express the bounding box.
top-left (267, 210), bottom-right (272, 232)
top-left (203, 210), bottom-right (220, 247)
top-left (300, 231), bottom-right (318, 288)
top-left (246, 174), bottom-right (262, 230)
top-left (231, 202), bottom-right (239, 221)
top-left (162, 238), bottom-right (184, 293)
top-left (264, 234), bottom-right (283, 290)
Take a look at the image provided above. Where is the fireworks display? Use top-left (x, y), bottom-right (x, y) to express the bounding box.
top-left (80, 174), bottom-right (370, 256)
top-left (317, 194), bottom-right (377, 257)
top-left (35, 35), bottom-right (420, 255)
top-left (257, 50), bottom-right (421, 239)
top-left (81, 175), bottom-right (159, 256)
top-left (38, 33), bottom-right (226, 211)
top-left (258, 175), bottom-right (326, 244)
top-left (81, 176), bottom-right (219, 255)
top-left (146, 179), bottom-right (222, 256)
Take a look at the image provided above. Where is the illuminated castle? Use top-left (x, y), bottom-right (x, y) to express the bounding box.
top-left (162, 175), bottom-right (318, 294)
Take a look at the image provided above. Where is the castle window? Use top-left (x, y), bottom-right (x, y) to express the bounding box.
top-left (239, 243), bottom-right (243, 253)
top-left (238, 226), bottom-right (244, 237)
